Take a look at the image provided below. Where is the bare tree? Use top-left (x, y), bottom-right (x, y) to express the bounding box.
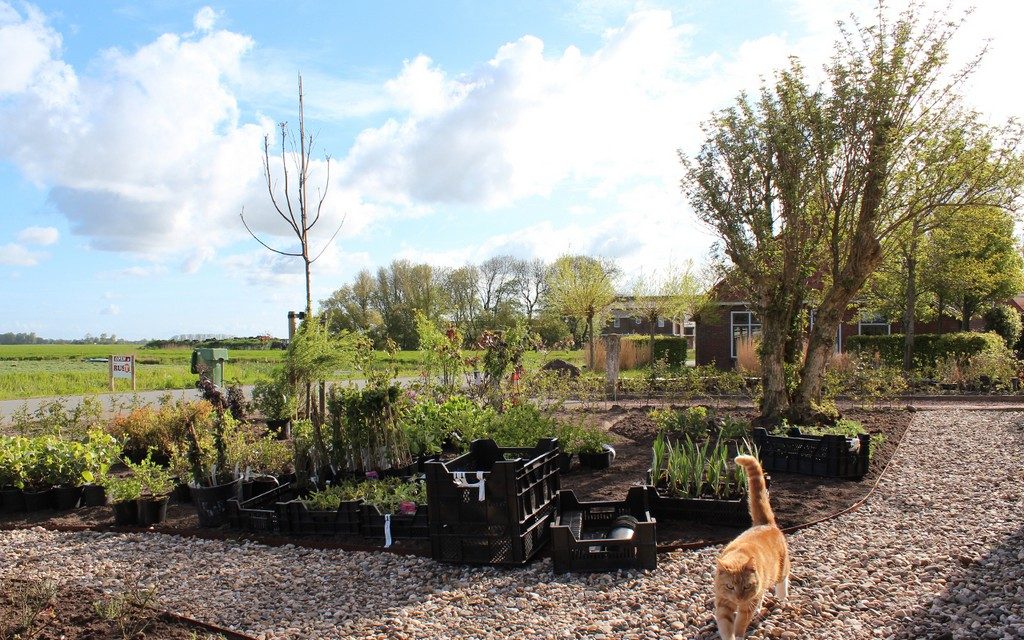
top-left (515, 258), bottom-right (549, 320)
top-left (240, 74), bottom-right (343, 315)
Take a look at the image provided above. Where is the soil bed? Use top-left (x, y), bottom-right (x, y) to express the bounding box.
top-left (0, 404), bottom-right (911, 552)
top-left (0, 577), bottom-right (238, 639)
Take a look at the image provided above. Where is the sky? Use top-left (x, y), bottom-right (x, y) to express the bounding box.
top-left (1, 0), bottom-right (1022, 340)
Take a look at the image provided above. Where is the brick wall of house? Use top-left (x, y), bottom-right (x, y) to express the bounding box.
top-left (695, 310), bottom-right (733, 368)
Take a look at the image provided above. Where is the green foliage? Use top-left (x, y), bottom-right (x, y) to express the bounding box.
top-left (622, 335), bottom-right (688, 367)
top-left (651, 433), bottom-right (751, 500)
top-left (303, 477), bottom-right (426, 514)
top-left (554, 420), bottom-right (610, 455)
top-left (123, 452), bottom-right (175, 497)
top-left (479, 402), bottom-right (558, 449)
top-left (847, 332), bottom-right (1006, 369)
top-left (415, 311), bottom-right (464, 389)
top-left (326, 385), bottom-right (411, 473)
top-left (285, 316), bottom-right (348, 386)
top-left (251, 374), bottom-right (296, 420)
top-left (784, 419), bottom-right (884, 459)
top-left (244, 436), bottom-right (293, 476)
top-left (101, 474), bottom-right (143, 503)
top-left (400, 395), bottom-right (494, 456)
top-left (648, 406), bottom-right (711, 441)
top-left (983, 305), bottom-right (1023, 350)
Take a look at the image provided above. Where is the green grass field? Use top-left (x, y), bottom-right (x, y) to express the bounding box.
top-left (0, 345), bottom-right (584, 400)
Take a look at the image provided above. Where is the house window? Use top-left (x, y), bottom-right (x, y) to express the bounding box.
top-left (658, 318), bottom-right (665, 328)
top-left (730, 311), bottom-right (761, 358)
top-left (858, 312), bottom-right (890, 336)
top-left (613, 316), bottom-right (620, 328)
top-left (683, 324), bottom-right (695, 338)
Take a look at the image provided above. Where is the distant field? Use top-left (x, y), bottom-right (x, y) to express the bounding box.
top-left (0, 345), bottom-right (583, 400)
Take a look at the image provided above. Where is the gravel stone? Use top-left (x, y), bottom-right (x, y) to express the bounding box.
top-left (1, 408), bottom-right (1021, 639)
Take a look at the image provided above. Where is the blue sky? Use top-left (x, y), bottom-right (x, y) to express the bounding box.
top-left (1, 0), bottom-right (1021, 340)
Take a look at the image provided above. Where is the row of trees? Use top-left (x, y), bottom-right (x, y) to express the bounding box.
top-left (317, 255), bottom-right (706, 363)
top-left (682, 5), bottom-right (1024, 423)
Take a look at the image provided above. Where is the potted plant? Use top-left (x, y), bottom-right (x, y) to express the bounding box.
top-left (647, 434), bottom-right (753, 526)
top-left (181, 397), bottom-right (243, 527)
top-left (0, 436), bottom-right (28, 514)
top-left (574, 425), bottom-right (615, 471)
top-left (252, 376), bottom-right (296, 440)
top-left (360, 477), bottom-right (429, 546)
top-left (79, 428), bottom-right (120, 507)
top-left (127, 454), bottom-right (175, 526)
top-left (239, 435), bottom-right (291, 501)
top-left (103, 475), bottom-right (143, 526)
top-left (20, 437), bottom-right (52, 511)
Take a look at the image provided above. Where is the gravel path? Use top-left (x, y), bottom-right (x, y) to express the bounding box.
top-left (2, 408), bottom-right (1021, 640)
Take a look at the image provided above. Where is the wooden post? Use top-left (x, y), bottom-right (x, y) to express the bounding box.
top-left (131, 355), bottom-right (137, 391)
top-left (109, 356), bottom-right (114, 391)
top-left (604, 334), bottom-right (621, 401)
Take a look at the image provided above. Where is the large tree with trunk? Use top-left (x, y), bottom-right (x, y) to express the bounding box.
top-left (545, 254), bottom-right (618, 369)
top-left (684, 5), bottom-right (1023, 423)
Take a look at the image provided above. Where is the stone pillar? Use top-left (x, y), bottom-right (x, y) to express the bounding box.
top-left (604, 334), bottom-right (621, 401)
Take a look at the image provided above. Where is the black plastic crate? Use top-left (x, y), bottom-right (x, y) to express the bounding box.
top-left (550, 487), bottom-right (657, 574)
top-left (753, 427), bottom-right (870, 479)
top-left (361, 503), bottom-right (429, 546)
top-left (281, 498), bottom-right (363, 537)
top-left (645, 485), bottom-right (751, 527)
top-left (426, 438), bottom-right (560, 565)
top-left (226, 482), bottom-right (299, 534)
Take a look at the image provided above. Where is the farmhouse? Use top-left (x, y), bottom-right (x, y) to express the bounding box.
top-left (694, 280), bottom-right (983, 370)
top-left (600, 296), bottom-right (696, 350)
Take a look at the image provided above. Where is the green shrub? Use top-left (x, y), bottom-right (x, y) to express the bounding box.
top-left (649, 406), bottom-right (711, 440)
top-left (622, 335), bottom-right (687, 367)
top-left (984, 305), bottom-right (1022, 349)
top-left (846, 331), bottom-right (1005, 369)
top-left (401, 395), bottom-right (495, 455)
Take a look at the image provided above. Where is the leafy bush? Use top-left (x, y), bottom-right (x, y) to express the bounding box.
top-left (847, 332), bottom-right (1006, 369)
top-left (780, 418), bottom-right (883, 458)
top-left (401, 395), bottom-right (495, 456)
top-left (124, 453), bottom-right (175, 497)
top-left (101, 475), bottom-right (143, 503)
top-left (984, 305), bottom-right (1022, 350)
top-left (649, 406), bottom-right (711, 440)
top-left (326, 384), bottom-right (411, 473)
top-left (554, 421), bottom-right (610, 454)
top-left (251, 376), bottom-right (296, 421)
top-left (622, 335), bottom-right (687, 368)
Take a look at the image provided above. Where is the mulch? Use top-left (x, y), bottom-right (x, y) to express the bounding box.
top-left (0, 404), bottom-right (912, 553)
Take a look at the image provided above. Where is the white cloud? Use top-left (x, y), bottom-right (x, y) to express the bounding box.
top-left (193, 6), bottom-right (220, 33)
top-left (0, 243), bottom-right (42, 266)
top-left (17, 225), bottom-right (58, 245)
top-left (100, 304), bottom-right (120, 316)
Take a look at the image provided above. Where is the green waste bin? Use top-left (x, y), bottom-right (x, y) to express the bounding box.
top-left (191, 348), bottom-right (228, 387)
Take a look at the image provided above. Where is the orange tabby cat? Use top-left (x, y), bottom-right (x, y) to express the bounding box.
top-left (713, 455), bottom-right (790, 640)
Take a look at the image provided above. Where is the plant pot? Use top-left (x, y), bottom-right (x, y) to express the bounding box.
top-left (136, 496), bottom-right (170, 526)
top-left (266, 418), bottom-right (291, 440)
top-left (52, 485), bottom-right (84, 510)
top-left (81, 484), bottom-right (107, 507)
top-left (578, 445), bottom-right (616, 471)
top-left (556, 451), bottom-right (573, 474)
top-left (112, 499), bottom-right (138, 526)
top-left (190, 478), bottom-right (241, 528)
top-left (172, 482), bottom-right (192, 503)
top-left (1, 488), bottom-right (26, 514)
top-left (22, 488), bottom-right (53, 512)
top-left (241, 476), bottom-right (280, 502)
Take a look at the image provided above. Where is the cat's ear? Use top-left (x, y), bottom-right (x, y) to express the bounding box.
top-left (743, 557), bottom-right (756, 571)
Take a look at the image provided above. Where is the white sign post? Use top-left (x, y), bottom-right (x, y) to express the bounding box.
top-left (109, 355), bottom-right (136, 391)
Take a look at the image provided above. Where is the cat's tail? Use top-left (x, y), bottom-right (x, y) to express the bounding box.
top-left (735, 455), bottom-right (774, 526)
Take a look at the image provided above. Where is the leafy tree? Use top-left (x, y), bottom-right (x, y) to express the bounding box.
top-left (545, 255), bottom-right (618, 369)
top-left (684, 5), bottom-right (1024, 422)
top-left (983, 304), bottom-right (1022, 350)
top-left (629, 260), bottom-right (706, 360)
top-left (924, 206), bottom-right (1024, 330)
top-left (441, 265), bottom-right (482, 343)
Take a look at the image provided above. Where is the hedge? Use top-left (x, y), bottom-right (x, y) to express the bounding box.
top-left (845, 332), bottom-right (1005, 368)
top-left (623, 335), bottom-right (687, 368)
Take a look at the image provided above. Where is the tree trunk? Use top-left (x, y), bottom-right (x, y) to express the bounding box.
top-left (758, 313), bottom-right (791, 423)
top-left (936, 294), bottom-right (945, 335)
top-left (587, 313), bottom-right (596, 370)
top-left (649, 312), bottom-right (657, 367)
top-left (902, 249), bottom-right (917, 371)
